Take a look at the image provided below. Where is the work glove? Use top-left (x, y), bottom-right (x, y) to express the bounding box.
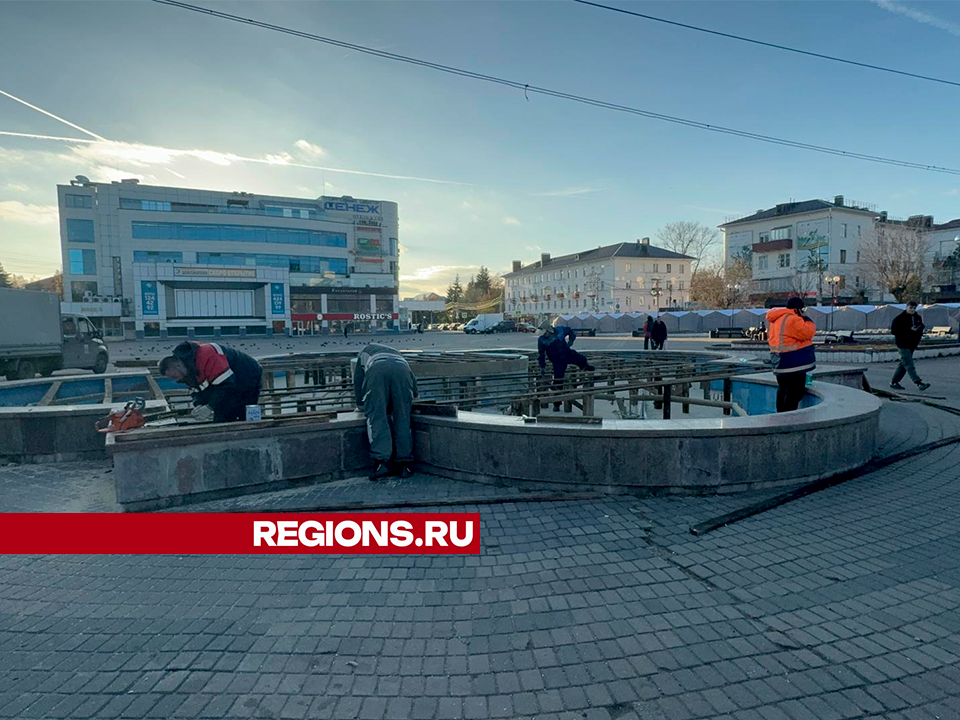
top-left (191, 405), bottom-right (214, 422)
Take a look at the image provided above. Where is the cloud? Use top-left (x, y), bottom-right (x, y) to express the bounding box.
top-left (945, 188), bottom-right (960, 197)
top-left (469, 214), bottom-right (479, 223)
top-left (89, 166), bottom-right (147, 184)
top-left (531, 187), bottom-right (601, 198)
top-left (524, 244), bottom-right (542, 252)
top-left (460, 201), bottom-right (473, 209)
top-left (399, 264), bottom-right (478, 282)
top-left (873, 0), bottom-right (960, 36)
top-left (0, 147), bottom-right (25, 165)
top-left (503, 216), bottom-right (521, 226)
top-left (295, 139), bottom-right (325, 157)
top-left (0, 200), bottom-right (58, 225)
top-left (4, 182), bottom-right (29, 192)
top-left (1, 134), bottom-right (474, 186)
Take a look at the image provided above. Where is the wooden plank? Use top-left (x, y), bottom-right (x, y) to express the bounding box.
top-left (38, 381), bottom-right (62, 407)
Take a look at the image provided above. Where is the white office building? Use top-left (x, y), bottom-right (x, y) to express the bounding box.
top-left (503, 239), bottom-right (694, 317)
top-left (57, 177), bottom-right (399, 339)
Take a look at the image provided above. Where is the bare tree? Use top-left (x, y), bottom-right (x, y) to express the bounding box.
top-left (690, 260), bottom-right (751, 308)
top-left (788, 266), bottom-right (815, 298)
top-left (858, 222), bottom-right (931, 303)
top-left (656, 221), bottom-right (719, 273)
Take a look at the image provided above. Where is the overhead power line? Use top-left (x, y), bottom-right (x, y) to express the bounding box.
top-left (572, 0), bottom-right (960, 90)
top-left (151, 0), bottom-right (960, 176)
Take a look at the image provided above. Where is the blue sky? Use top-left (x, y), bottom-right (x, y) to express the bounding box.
top-left (1, 0), bottom-right (958, 294)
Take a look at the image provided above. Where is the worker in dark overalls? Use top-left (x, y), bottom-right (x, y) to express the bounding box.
top-left (537, 322), bottom-right (595, 411)
top-left (353, 343), bottom-right (418, 480)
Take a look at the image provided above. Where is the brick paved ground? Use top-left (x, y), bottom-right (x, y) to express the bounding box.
top-left (2, 442), bottom-right (959, 719)
top-left (1, 357), bottom-right (959, 718)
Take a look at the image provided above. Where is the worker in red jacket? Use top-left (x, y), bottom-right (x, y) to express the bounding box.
top-left (159, 341), bottom-right (262, 422)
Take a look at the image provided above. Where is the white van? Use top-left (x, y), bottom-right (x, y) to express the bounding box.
top-left (462, 313), bottom-right (504, 334)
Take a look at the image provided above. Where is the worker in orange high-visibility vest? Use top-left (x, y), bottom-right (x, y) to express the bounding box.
top-left (766, 297), bottom-right (817, 412)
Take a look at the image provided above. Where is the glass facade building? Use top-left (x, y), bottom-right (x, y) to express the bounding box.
top-left (57, 178), bottom-right (399, 339)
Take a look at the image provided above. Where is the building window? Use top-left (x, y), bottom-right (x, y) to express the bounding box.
top-left (625, 281), bottom-right (631, 290)
top-left (856, 276), bottom-right (861, 287)
top-left (70, 281), bottom-right (98, 302)
top-left (131, 221), bottom-right (348, 247)
top-left (195, 252), bottom-right (347, 275)
top-left (841, 223), bottom-right (847, 238)
top-left (133, 251), bottom-right (183, 263)
top-left (858, 225), bottom-right (862, 237)
top-left (65, 194), bottom-right (92, 209)
top-left (678, 281), bottom-right (684, 290)
top-left (857, 251), bottom-right (861, 262)
top-left (759, 231), bottom-right (770, 243)
top-left (840, 249), bottom-right (847, 263)
top-left (68, 248), bottom-right (97, 275)
top-left (758, 255), bottom-right (769, 270)
top-left (66, 218), bottom-right (95, 242)
top-left (653, 264), bottom-right (659, 273)
top-left (679, 264), bottom-right (685, 274)
top-left (778, 253), bottom-right (791, 268)
top-left (771, 226), bottom-right (791, 241)
top-left (625, 263), bottom-right (631, 272)
top-left (666, 264), bottom-right (672, 273)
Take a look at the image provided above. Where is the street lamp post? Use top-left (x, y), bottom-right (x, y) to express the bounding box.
top-left (650, 285), bottom-right (663, 311)
top-left (824, 275), bottom-right (841, 330)
top-left (724, 283), bottom-right (741, 326)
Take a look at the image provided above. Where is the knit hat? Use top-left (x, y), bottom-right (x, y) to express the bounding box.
top-left (786, 297), bottom-right (805, 310)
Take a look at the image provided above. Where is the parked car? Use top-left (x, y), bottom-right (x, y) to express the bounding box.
top-left (487, 320), bottom-right (517, 334)
top-left (516, 322), bottom-right (537, 333)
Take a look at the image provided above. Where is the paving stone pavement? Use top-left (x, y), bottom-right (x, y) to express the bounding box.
top-left (2, 358), bottom-right (960, 718)
top-left (2, 441), bottom-right (960, 718)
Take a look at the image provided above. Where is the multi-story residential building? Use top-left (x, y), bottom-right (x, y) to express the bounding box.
top-left (57, 177), bottom-right (398, 339)
top-left (722, 196), bottom-right (960, 304)
top-left (720, 196), bottom-right (881, 304)
top-left (503, 239), bottom-right (694, 317)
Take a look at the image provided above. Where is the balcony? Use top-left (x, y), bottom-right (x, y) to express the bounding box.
top-left (752, 239), bottom-right (793, 253)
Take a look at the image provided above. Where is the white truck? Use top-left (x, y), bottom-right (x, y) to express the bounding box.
top-left (0, 287), bottom-right (110, 380)
top-left (462, 313), bottom-right (504, 334)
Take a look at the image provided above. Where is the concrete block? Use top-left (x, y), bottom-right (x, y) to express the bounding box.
top-left (0, 417), bottom-right (24, 456)
top-left (341, 428), bottom-right (373, 472)
top-left (278, 434), bottom-right (341, 480)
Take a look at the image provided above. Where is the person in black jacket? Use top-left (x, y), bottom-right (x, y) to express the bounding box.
top-left (650, 317), bottom-right (668, 350)
top-left (159, 341), bottom-right (263, 422)
top-left (538, 323), bottom-right (595, 411)
top-left (890, 301), bottom-right (930, 391)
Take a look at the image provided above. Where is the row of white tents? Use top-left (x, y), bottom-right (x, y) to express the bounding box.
top-left (555, 304), bottom-right (960, 334)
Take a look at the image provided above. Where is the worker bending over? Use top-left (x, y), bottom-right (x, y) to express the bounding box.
top-left (354, 343), bottom-right (418, 480)
top-left (159, 341), bottom-right (262, 423)
top-left (538, 323), bottom-right (595, 411)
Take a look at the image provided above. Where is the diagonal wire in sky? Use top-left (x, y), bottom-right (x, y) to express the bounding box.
top-left (0, 88), bottom-right (108, 141)
top-left (572, 0), bottom-right (960, 90)
top-left (149, 0), bottom-right (960, 176)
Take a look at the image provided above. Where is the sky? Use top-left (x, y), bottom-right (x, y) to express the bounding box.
top-left (0, 0), bottom-right (958, 295)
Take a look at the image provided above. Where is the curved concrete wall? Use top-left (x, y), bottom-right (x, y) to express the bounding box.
top-left (411, 376), bottom-right (881, 495)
